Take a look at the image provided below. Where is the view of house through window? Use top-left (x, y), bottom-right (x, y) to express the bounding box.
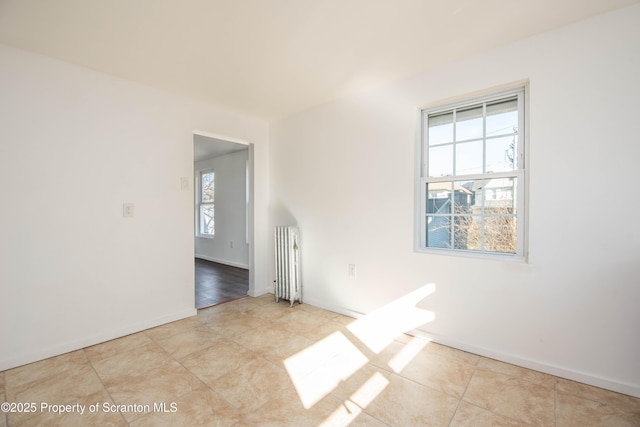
top-left (419, 87), bottom-right (526, 256)
top-left (199, 170), bottom-right (215, 236)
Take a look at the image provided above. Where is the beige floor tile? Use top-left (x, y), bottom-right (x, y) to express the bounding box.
top-left (91, 342), bottom-right (172, 387)
top-left (463, 368), bottom-right (555, 426)
top-left (326, 400), bottom-right (390, 427)
top-left (4, 350), bottom-right (88, 389)
top-left (261, 333), bottom-right (316, 367)
top-left (271, 310), bottom-right (334, 335)
top-left (300, 320), bottom-right (362, 349)
top-left (84, 332), bottom-right (154, 364)
top-left (329, 363), bottom-right (391, 407)
top-left (361, 374), bottom-right (459, 427)
top-left (449, 401), bottom-right (528, 427)
top-left (15, 389), bottom-right (127, 427)
top-left (6, 364), bottom-right (105, 425)
top-left (557, 378), bottom-right (640, 414)
top-left (476, 357), bottom-right (556, 389)
top-left (1, 385), bottom-right (5, 427)
top-left (195, 304), bottom-right (238, 322)
top-left (395, 345), bottom-right (475, 398)
top-left (211, 357), bottom-right (290, 414)
top-left (366, 339), bottom-right (410, 372)
top-left (179, 338), bottom-right (259, 386)
top-left (244, 301), bottom-right (296, 321)
top-left (128, 384), bottom-right (243, 427)
top-left (332, 313), bottom-right (358, 326)
top-left (298, 303), bottom-right (340, 319)
top-left (154, 327), bottom-right (221, 359)
top-left (230, 325), bottom-right (298, 355)
top-left (557, 392), bottom-right (640, 427)
top-left (419, 342), bottom-right (480, 367)
top-left (198, 313), bottom-right (264, 338)
top-left (197, 297), bottom-right (264, 320)
top-left (281, 332), bottom-right (369, 410)
top-left (244, 387), bottom-right (387, 427)
top-left (104, 359), bottom-right (203, 423)
top-left (143, 317), bottom-right (201, 341)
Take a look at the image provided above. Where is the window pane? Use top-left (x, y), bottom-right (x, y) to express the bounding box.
top-left (201, 204), bottom-right (214, 235)
top-left (428, 111), bottom-right (453, 145)
top-left (202, 172), bottom-right (214, 203)
top-left (456, 105), bottom-right (483, 141)
top-left (428, 145), bottom-right (453, 177)
top-left (456, 140), bottom-right (483, 175)
top-left (486, 136), bottom-right (517, 172)
top-left (454, 216), bottom-right (482, 250)
top-left (484, 177), bottom-right (516, 214)
top-left (427, 182), bottom-right (452, 214)
top-left (486, 98), bottom-right (518, 137)
top-left (427, 215), bottom-right (450, 248)
top-left (484, 216), bottom-right (517, 254)
top-left (452, 181), bottom-right (474, 214)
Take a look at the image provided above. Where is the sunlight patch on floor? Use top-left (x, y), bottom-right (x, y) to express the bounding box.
top-left (388, 335), bottom-right (431, 373)
top-left (284, 332), bottom-right (368, 409)
top-left (285, 283), bottom-right (436, 423)
top-left (348, 371), bottom-right (390, 408)
top-left (319, 399), bottom-right (364, 427)
top-left (320, 359), bottom-right (392, 426)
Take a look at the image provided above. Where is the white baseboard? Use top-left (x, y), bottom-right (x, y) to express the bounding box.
top-left (195, 254), bottom-right (249, 270)
top-left (300, 297), bottom-right (640, 399)
top-left (410, 328), bottom-right (640, 399)
top-left (248, 288), bottom-right (271, 297)
top-left (301, 297), bottom-right (366, 320)
top-left (0, 308), bottom-right (197, 372)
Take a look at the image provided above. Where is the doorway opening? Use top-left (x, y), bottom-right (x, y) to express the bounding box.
top-left (193, 132), bottom-right (253, 309)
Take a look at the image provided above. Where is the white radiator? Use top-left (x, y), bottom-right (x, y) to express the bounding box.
top-left (274, 226), bottom-right (302, 307)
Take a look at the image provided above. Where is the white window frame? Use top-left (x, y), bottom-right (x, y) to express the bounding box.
top-left (415, 85), bottom-right (528, 260)
top-left (198, 169), bottom-right (215, 237)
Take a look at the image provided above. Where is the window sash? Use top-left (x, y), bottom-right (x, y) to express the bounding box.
top-left (418, 87), bottom-right (526, 257)
top-left (198, 170), bottom-right (214, 236)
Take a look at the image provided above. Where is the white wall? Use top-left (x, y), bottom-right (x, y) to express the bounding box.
top-left (195, 149), bottom-right (249, 268)
top-left (0, 44), bottom-right (270, 371)
top-left (269, 5), bottom-right (640, 397)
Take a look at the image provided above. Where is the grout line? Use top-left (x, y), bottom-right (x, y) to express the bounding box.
top-left (83, 348), bottom-right (130, 427)
top-left (446, 366), bottom-right (477, 426)
top-left (554, 377), bottom-right (558, 427)
top-left (2, 371), bottom-right (7, 427)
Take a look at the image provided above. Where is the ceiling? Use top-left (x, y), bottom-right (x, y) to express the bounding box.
top-left (0, 0), bottom-right (637, 121)
top-left (194, 134), bottom-right (247, 162)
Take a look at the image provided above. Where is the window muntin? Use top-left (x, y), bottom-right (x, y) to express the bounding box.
top-left (199, 170), bottom-right (215, 236)
top-left (420, 87), bottom-right (525, 257)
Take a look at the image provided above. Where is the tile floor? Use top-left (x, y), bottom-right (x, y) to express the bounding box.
top-left (2, 295), bottom-right (639, 426)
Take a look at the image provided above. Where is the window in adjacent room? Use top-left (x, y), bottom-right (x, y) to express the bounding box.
top-left (417, 86), bottom-right (527, 258)
top-left (199, 170), bottom-right (215, 236)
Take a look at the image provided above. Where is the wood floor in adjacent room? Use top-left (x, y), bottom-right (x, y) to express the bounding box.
top-left (2, 295), bottom-right (639, 426)
top-left (195, 258), bottom-right (249, 309)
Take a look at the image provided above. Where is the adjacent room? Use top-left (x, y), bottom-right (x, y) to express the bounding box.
top-left (193, 134), bottom-right (250, 308)
top-left (1, 1), bottom-right (639, 426)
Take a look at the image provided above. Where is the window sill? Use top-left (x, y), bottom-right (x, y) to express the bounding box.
top-left (414, 246), bottom-right (527, 263)
top-left (196, 234), bottom-right (215, 240)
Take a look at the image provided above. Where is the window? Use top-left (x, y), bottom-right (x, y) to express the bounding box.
top-left (417, 86), bottom-right (527, 257)
top-left (199, 170), bottom-right (215, 236)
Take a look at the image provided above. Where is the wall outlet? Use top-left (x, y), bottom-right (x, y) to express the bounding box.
top-left (348, 264), bottom-right (357, 278)
top-left (123, 203), bottom-right (134, 218)
top-left (230, 241), bottom-right (234, 248)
